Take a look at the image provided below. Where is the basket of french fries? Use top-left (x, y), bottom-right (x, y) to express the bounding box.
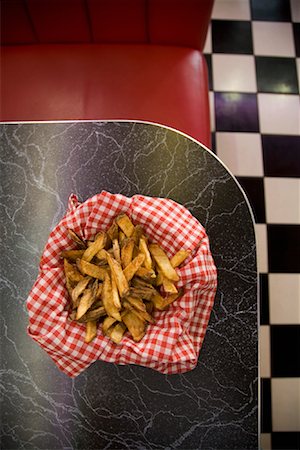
top-left (27, 191), bottom-right (217, 377)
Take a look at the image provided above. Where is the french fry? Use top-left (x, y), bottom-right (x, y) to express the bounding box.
top-left (139, 237), bottom-right (153, 270)
top-left (64, 259), bottom-right (84, 283)
top-left (106, 252), bottom-right (129, 297)
top-left (129, 286), bottom-right (154, 301)
top-left (85, 321), bottom-right (98, 343)
top-left (160, 289), bottom-right (183, 309)
top-left (102, 273), bottom-right (122, 321)
top-left (102, 316), bottom-right (117, 335)
top-left (151, 291), bottom-right (167, 311)
top-left (170, 250), bottom-right (191, 268)
top-left (132, 308), bottom-right (155, 324)
top-left (123, 253), bottom-right (145, 282)
top-left (149, 244), bottom-right (179, 282)
top-left (122, 310), bottom-right (146, 342)
top-left (135, 266), bottom-right (156, 281)
top-left (82, 232), bottom-right (106, 262)
top-left (76, 288), bottom-right (96, 320)
top-left (162, 277), bottom-right (178, 294)
top-left (132, 225), bottom-right (143, 246)
top-left (111, 275), bottom-right (121, 309)
top-left (118, 231), bottom-right (126, 244)
top-left (77, 306), bottom-right (106, 323)
top-left (61, 249), bottom-right (85, 261)
top-left (68, 229), bottom-right (86, 249)
top-left (116, 214), bottom-right (135, 237)
top-left (112, 238), bottom-right (121, 263)
top-left (78, 259), bottom-right (107, 280)
top-left (108, 322), bottom-right (126, 344)
top-left (121, 238), bottom-right (135, 269)
top-left (71, 276), bottom-right (92, 307)
top-left (125, 295), bottom-right (146, 312)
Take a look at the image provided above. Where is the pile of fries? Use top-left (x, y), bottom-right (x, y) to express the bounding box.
top-left (62, 214), bottom-right (190, 344)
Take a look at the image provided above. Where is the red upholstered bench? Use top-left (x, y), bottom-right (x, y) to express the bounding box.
top-left (0, 0), bottom-right (213, 147)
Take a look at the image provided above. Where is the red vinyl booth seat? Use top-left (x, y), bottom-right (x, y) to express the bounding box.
top-left (0, 0), bottom-right (213, 147)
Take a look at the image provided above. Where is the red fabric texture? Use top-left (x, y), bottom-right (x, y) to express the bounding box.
top-left (26, 191), bottom-right (217, 377)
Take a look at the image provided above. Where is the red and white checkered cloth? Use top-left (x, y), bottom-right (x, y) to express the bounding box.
top-left (26, 191), bottom-right (217, 377)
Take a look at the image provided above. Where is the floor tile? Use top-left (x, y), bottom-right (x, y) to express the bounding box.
top-left (212, 0), bottom-right (251, 21)
top-left (260, 273), bottom-right (269, 325)
top-left (271, 325), bottom-right (300, 377)
top-left (253, 21), bottom-right (295, 56)
top-left (204, 54), bottom-right (213, 91)
top-left (215, 92), bottom-right (259, 132)
top-left (258, 93), bottom-right (300, 135)
top-left (261, 433), bottom-right (271, 450)
top-left (251, 0), bottom-right (291, 22)
top-left (213, 54), bottom-right (256, 92)
top-left (255, 224), bottom-right (268, 273)
top-left (260, 325), bottom-right (271, 378)
top-left (216, 132), bottom-right (263, 177)
top-left (290, 0), bottom-right (300, 22)
top-left (269, 274), bottom-right (300, 325)
top-left (209, 91), bottom-right (215, 132)
top-left (272, 432), bottom-right (300, 449)
top-left (261, 378), bottom-right (272, 433)
top-left (268, 225), bottom-right (300, 273)
top-left (294, 24), bottom-right (300, 57)
top-left (262, 135), bottom-right (300, 178)
top-left (236, 176), bottom-right (265, 223)
top-left (203, 23), bottom-right (212, 54)
top-left (272, 378), bottom-right (300, 431)
top-left (255, 56), bottom-right (299, 94)
top-left (212, 20), bottom-right (253, 54)
top-left (264, 177), bottom-right (300, 224)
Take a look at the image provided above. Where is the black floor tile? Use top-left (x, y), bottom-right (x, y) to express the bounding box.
top-left (215, 93), bottom-right (259, 132)
top-left (261, 378), bottom-right (272, 433)
top-left (260, 274), bottom-right (269, 325)
top-left (256, 57), bottom-right (299, 94)
top-left (268, 225), bottom-right (300, 273)
top-left (262, 135), bottom-right (300, 178)
top-left (271, 325), bottom-right (300, 377)
top-left (212, 20), bottom-right (253, 54)
top-left (293, 23), bottom-right (300, 57)
top-left (204, 54), bottom-right (213, 91)
top-left (272, 432), bottom-right (300, 450)
top-left (251, 0), bottom-right (291, 21)
top-left (236, 177), bottom-right (265, 223)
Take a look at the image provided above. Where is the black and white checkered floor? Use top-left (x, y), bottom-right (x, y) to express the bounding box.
top-left (204, 1), bottom-right (300, 449)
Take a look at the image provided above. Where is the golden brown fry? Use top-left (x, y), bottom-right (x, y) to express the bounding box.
top-left (131, 277), bottom-right (155, 290)
top-left (139, 237), bottom-right (153, 270)
top-left (107, 222), bottom-right (118, 241)
top-left (121, 238), bottom-right (135, 269)
top-left (78, 259), bottom-right (107, 280)
top-left (116, 214), bottom-right (135, 237)
top-left (85, 320), bottom-right (97, 343)
top-left (68, 229), bottom-right (86, 249)
top-left (122, 310), bottom-right (146, 342)
top-left (102, 273), bottom-right (122, 321)
top-left (125, 295), bottom-right (146, 312)
top-left (161, 289), bottom-right (183, 309)
top-left (162, 277), bottom-right (178, 294)
top-left (77, 306), bottom-right (106, 323)
top-left (64, 259), bottom-right (84, 283)
top-left (132, 308), bottom-right (155, 324)
top-left (111, 275), bottom-right (121, 309)
top-left (135, 266), bottom-right (156, 281)
top-left (102, 316), bottom-right (117, 334)
top-left (123, 253), bottom-right (145, 282)
top-left (170, 249), bottom-right (191, 268)
top-left (132, 225), bottom-right (143, 246)
top-left (82, 232), bottom-right (106, 262)
top-left (118, 231), bottom-right (126, 244)
top-left (112, 238), bottom-right (121, 263)
top-left (71, 276), bottom-right (92, 307)
top-left (151, 291), bottom-right (167, 311)
top-left (149, 244), bottom-right (179, 282)
top-left (108, 322), bottom-right (126, 344)
top-left (129, 287), bottom-right (154, 301)
top-left (145, 301), bottom-right (154, 315)
top-left (95, 248), bottom-right (107, 261)
top-left (61, 249), bottom-right (85, 261)
top-left (106, 252), bottom-right (129, 298)
top-left (76, 288), bottom-right (96, 320)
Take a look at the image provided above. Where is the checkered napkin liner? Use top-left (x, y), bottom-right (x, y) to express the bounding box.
top-left (26, 191), bottom-right (217, 377)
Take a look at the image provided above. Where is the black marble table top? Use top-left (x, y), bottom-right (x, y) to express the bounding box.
top-left (0, 121), bottom-right (258, 449)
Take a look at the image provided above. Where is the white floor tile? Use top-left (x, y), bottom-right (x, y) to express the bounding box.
top-left (212, 54), bottom-right (257, 92)
top-left (260, 325), bottom-right (271, 378)
top-left (252, 22), bottom-right (295, 57)
top-left (203, 24), bottom-right (212, 54)
top-left (269, 274), bottom-right (300, 324)
top-left (216, 132), bottom-right (263, 176)
top-left (272, 378), bottom-right (300, 431)
top-left (255, 224), bottom-right (268, 273)
top-left (258, 94), bottom-right (300, 135)
top-left (261, 433), bottom-right (271, 450)
top-left (212, 0), bottom-right (250, 20)
top-left (209, 91), bottom-right (215, 132)
top-left (264, 177), bottom-right (300, 224)
top-left (291, 0), bottom-right (300, 22)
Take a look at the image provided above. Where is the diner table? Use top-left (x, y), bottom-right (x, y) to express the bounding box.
top-left (0, 120), bottom-right (258, 449)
